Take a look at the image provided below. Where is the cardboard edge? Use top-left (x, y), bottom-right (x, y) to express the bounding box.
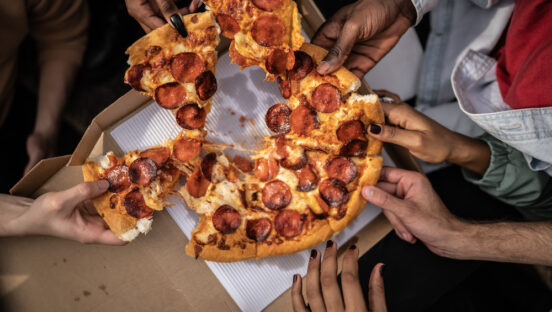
top-left (9, 155), bottom-right (71, 196)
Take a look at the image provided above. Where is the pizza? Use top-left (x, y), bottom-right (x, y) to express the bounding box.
top-left (83, 7), bottom-right (384, 261)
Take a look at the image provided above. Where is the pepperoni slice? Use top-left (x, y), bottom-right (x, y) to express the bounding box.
top-left (265, 103), bottom-right (291, 134)
top-left (339, 139), bottom-right (368, 157)
top-left (129, 158), bottom-right (158, 186)
top-left (251, 14), bottom-right (285, 47)
top-left (246, 218), bottom-right (272, 242)
top-left (311, 83), bottom-right (341, 113)
top-left (139, 147), bottom-right (170, 167)
top-left (277, 76), bottom-right (291, 99)
top-left (266, 49), bottom-right (289, 75)
top-left (274, 209), bottom-right (303, 238)
top-left (233, 155), bottom-right (253, 172)
top-left (169, 52), bottom-right (205, 83)
top-left (212, 205), bottom-right (242, 234)
top-left (172, 138), bottom-right (201, 163)
top-left (288, 51), bottom-right (314, 81)
top-left (289, 104), bottom-right (318, 135)
top-left (295, 164), bottom-right (318, 192)
top-left (327, 157), bottom-right (357, 184)
top-left (176, 103), bottom-right (206, 130)
top-left (186, 168), bottom-right (210, 198)
top-left (195, 70), bottom-right (217, 101)
top-left (155, 82), bottom-right (188, 109)
top-left (123, 189), bottom-right (154, 219)
top-left (105, 165), bottom-right (131, 193)
top-left (336, 120), bottom-right (366, 142)
top-left (200, 152), bottom-right (217, 182)
top-left (125, 64), bottom-right (150, 92)
top-left (254, 157), bottom-right (279, 181)
top-left (252, 0), bottom-right (282, 11)
top-left (262, 180), bottom-right (292, 210)
top-left (281, 150), bottom-right (307, 170)
top-left (216, 13), bottom-right (240, 38)
top-left (319, 178), bottom-right (349, 207)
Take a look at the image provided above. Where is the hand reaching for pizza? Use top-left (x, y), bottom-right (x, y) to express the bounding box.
top-left (1, 181), bottom-right (125, 245)
top-left (362, 166), bottom-right (467, 258)
top-left (292, 241), bottom-right (387, 312)
top-left (311, 0), bottom-right (416, 78)
top-left (125, 0), bottom-right (202, 33)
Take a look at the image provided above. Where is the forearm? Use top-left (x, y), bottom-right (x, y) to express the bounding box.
top-left (450, 221), bottom-right (552, 266)
top-left (0, 194), bottom-right (33, 237)
top-left (447, 133), bottom-right (490, 176)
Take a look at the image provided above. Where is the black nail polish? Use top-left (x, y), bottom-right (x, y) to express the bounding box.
top-left (326, 240), bottom-right (333, 248)
top-left (349, 244), bottom-right (357, 250)
top-left (379, 264), bottom-right (385, 277)
top-left (369, 124), bottom-right (381, 134)
top-left (310, 249), bottom-right (317, 259)
top-left (293, 274), bottom-right (298, 283)
top-left (170, 14), bottom-right (188, 37)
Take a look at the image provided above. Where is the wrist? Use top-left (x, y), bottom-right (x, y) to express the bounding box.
top-left (443, 220), bottom-right (479, 260)
top-left (446, 135), bottom-right (490, 174)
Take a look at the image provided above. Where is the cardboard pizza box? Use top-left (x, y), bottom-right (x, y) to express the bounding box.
top-left (2, 1), bottom-right (421, 310)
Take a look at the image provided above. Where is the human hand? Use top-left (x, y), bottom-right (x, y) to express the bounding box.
top-left (9, 181), bottom-right (125, 245)
top-left (311, 0), bottom-right (416, 78)
top-left (362, 166), bottom-right (466, 258)
top-left (291, 241), bottom-right (387, 312)
top-left (125, 0), bottom-right (201, 33)
top-left (24, 131), bottom-right (56, 174)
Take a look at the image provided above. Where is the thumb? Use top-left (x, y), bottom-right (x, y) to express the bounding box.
top-left (57, 180), bottom-right (109, 210)
top-left (154, 0), bottom-right (188, 37)
top-left (368, 263), bottom-right (387, 312)
top-left (362, 186), bottom-right (404, 213)
top-left (317, 20), bottom-right (360, 75)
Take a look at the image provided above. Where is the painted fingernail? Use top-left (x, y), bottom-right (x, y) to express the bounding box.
top-left (379, 264), bottom-right (385, 277)
top-left (317, 61), bottom-right (330, 73)
top-left (349, 244), bottom-right (357, 250)
top-left (293, 274), bottom-right (298, 283)
top-left (310, 249), bottom-right (317, 259)
top-left (369, 124), bottom-right (382, 134)
top-left (326, 240), bottom-right (333, 248)
top-left (170, 14), bottom-right (188, 37)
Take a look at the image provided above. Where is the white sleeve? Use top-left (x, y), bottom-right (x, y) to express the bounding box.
top-left (410, 0), bottom-right (439, 25)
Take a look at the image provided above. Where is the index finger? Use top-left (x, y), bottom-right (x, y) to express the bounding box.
top-left (56, 181), bottom-right (109, 210)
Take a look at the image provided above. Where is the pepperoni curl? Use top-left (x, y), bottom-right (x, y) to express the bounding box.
top-left (311, 83), bottom-right (341, 113)
top-left (277, 76), bottom-right (291, 99)
top-left (195, 70), bottom-right (217, 101)
top-left (123, 189), bottom-right (154, 219)
top-left (201, 152), bottom-right (217, 182)
top-left (176, 103), bottom-right (206, 130)
top-left (169, 52), bottom-right (205, 83)
top-left (339, 139), bottom-right (368, 157)
top-left (140, 147), bottom-right (170, 167)
top-left (172, 138), bottom-right (201, 163)
top-left (216, 13), bottom-right (240, 38)
top-left (246, 218), bottom-right (272, 242)
top-left (212, 205), bottom-right (242, 234)
top-left (105, 165), bottom-right (131, 193)
top-left (295, 164), bottom-right (318, 192)
top-left (288, 51), bottom-right (313, 81)
top-left (327, 157), bottom-right (357, 184)
top-left (251, 14), bottom-right (285, 47)
top-left (281, 150), bottom-right (307, 170)
top-left (265, 103), bottom-right (291, 134)
top-left (262, 180), bottom-right (292, 210)
top-left (336, 120), bottom-right (366, 142)
top-left (186, 168), bottom-right (210, 198)
top-left (266, 49), bottom-right (289, 75)
top-left (155, 82), bottom-right (188, 109)
top-left (125, 64), bottom-right (150, 92)
top-left (274, 209), bottom-right (303, 238)
top-left (254, 157), bottom-right (279, 181)
top-left (319, 178), bottom-right (349, 207)
top-left (129, 158), bottom-right (158, 186)
top-left (233, 155), bottom-right (253, 172)
top-left (289, 104), bottom-right (318, 135)
top-left (252, 0), bottom-right (282, 11)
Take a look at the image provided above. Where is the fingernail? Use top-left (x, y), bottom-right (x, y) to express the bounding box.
top-left (99, 180), bottom-right (110, 189)
top-left (369, 124), bottom-right (382, 134)
top-left (293, 274), bottom-right (298, 283)
top-left (170, 14), bottom-right (188, 37)
top-left (379, 264), bottom-right (385, 276)
top-left (349, 244), bottom-right (357, 250)
top-left (401, 232), bottom-right (410, 240)
top-left (310, 249), bottom-right (317, 259)
top-left (362, 186), bottom-right (374, 198)
top-left (317, 61), bottom-right (330, 73)
top-left (326, 240), bottom-right (333, 248)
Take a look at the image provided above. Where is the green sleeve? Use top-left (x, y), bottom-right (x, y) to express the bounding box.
top-left (462, 133), bottom-right (552, 221)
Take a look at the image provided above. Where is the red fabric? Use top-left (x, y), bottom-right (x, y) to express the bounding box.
top-left (496, 1), bottom-right (552, 109)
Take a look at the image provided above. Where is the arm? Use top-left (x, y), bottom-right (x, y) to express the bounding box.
top-left (0, 181), bottom-right (124, 245)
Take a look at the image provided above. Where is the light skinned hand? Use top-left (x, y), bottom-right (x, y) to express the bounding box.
top-left (10, 180), bottom-right (125, 245)
top-left (362, 166), bottom-right (466, 258)
top-left (311, 0), bottom-right (416, 78)
top-left (292, 241), bottom-right (387, 312)
top-left (125, 0), bottom-right (202, 33)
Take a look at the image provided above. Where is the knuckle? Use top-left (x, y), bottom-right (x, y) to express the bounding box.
top-left (341, 271), bottom-right (359, 285)
top-left (411, 133), bottom-right (424, 149)
top-left (159, 0), bottom-right (173, 12)
top-left (306, 287), bottom-right (321, 300)
top-left (320, 274), bottom-right (335, 288)
top-left (385, 125), bottom-right (397, 139)
top-left (77, 183), bottom-right (93, 198)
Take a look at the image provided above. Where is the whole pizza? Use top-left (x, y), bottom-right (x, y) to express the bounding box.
top-left (83, 1), bottom-right (384, 262)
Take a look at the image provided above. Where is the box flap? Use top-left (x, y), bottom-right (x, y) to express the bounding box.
top-left (9, 155), bottom-right (71, 197)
